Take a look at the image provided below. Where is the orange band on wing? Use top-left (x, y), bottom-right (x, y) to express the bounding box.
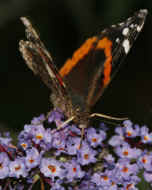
top-left (59, 36), bottom-right (97, 77)
top-left (96, 37), bottom-right (112, 86)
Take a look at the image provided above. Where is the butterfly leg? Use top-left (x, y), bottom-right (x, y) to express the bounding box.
top-left (56, 116), bottom-right (75, 130)
top-left (80, 126), bottom-right (85, 147)
top-left (55, 115), bottom-right (86, 148)
top-left (90, 113), bottom-right (128, 121)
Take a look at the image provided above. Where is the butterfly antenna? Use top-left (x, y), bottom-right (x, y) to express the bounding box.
top-left (90, 113), bottom-right (128, 121)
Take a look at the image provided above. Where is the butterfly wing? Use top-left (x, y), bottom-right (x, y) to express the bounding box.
top-left (59, 9), bottom-right (147, 110)
top-left (19, 17), bottom-right (72, 115)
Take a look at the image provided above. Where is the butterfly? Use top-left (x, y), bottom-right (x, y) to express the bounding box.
top-left (19, 9), bottom-right (148, 131)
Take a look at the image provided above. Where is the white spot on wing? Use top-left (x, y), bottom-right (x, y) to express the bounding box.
top-left (122, 39), bottom-right (130, 54)
top-left (116, 38), bottom-right (120, 43)
top-left (127, 17), bottom-right (132, 21)
top-left (130, 24), bottom-right (134, 28)
top-left (138, 9), bottom-right (148, 18)
top-left (122, 27), bottom-right (129, 36)
top-left (119, 22), bottom-right (124, 26)
top-left (111, 24), bottom-right (116, 28)
top-left (137, 22), bottom-right (144, 32)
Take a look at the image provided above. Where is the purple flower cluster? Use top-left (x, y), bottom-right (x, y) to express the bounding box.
top-left (0, 110), bottom-right (152, 189)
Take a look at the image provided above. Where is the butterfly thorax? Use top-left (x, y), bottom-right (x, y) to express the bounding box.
top-left (73, 107), bottom-right (90, 126)
top-left (50, 93), bottom-right (90, 126)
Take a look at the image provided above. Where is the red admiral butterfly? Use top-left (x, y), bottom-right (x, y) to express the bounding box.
top-left (19, 9), bottom-right (147, 130)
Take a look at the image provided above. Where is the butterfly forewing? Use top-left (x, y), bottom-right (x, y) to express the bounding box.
top-left (59, 9), bottom-right (148, 109)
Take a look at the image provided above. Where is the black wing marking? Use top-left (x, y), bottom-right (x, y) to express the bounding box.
top-left (86, 9), bottom-right (148, 107)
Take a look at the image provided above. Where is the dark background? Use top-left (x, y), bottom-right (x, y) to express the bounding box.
top-left (0, 0), bottom-right (152, 132)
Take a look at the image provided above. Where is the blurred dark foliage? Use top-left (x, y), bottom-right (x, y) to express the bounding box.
top-left (0, 0), bottom-right (152, 131)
